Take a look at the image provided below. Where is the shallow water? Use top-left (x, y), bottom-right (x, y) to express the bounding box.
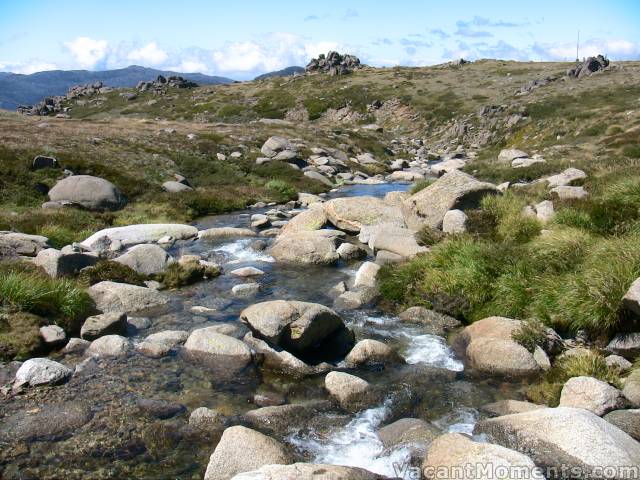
top-left (0, 182), bottom-right (525, 480)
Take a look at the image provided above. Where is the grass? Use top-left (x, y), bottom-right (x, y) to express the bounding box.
top-left (526, 351), bottom-right (621, 406)
top-left (410, 178), bottom-right (434, 194)
top-left (0, 311), bottom-right (45, 361)
top-left (512, 319), bottom-right (547, 353)
top-left (78, 260), bottom-right (148, 287)
top-left (0, 261), bottom-right (93, 332)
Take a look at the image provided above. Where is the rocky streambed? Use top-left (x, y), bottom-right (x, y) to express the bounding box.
top-left (1, 180), bottom-right (638, 480)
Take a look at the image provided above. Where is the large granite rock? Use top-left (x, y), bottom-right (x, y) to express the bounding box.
top-left (345, 339), bottom-right (403, 367)
top-left (604, 409), bottom-right (640, 441)
top-left (114, 244), bottom-right (173, 275)
top-left (48, 175), bottom-right (126, 211)
top-left (86, 334), bottom-right (132, 358)
top-left (279, 204), bottom-right (327, 235)
top-left (0, 231), bottom-right (50, 257)
top-left (184, 327), bottom-right (253, 370)
top-left (402, 170), bottom-right (498, 230)
top-left (474, 407), bottom-right (640, 478)
top-left (323, 196), bottom-right (404, 233)
top-left (80, 312), bottom-right (127, 340)
top-left (231, 463), bottom-right (385, 480)
top-left (204, 426), bottom-right (293, 480)
top-left (88, 281), bottom-right (169, 313)
top-left (559, 376), bottom-right (626, 416)
top-left (81, 224), bottom-right (198, 252)
top-left (14, 358), bottom-right (72, 387)
top-left (359, 223), bottom-right (427, 258)
top-left (423, 433), bottom-right (541, 479)
top-left (33, 247), bottom-right (98, 278)
top-left (269, 230), bottom-right (340, 265)
top-left (325, 371), bottom-right (373, 411)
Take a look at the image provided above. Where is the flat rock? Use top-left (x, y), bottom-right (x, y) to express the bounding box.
top-left (81, 312), bottom-right (127, 340)
top-left (88, 281), bottom-right (169, 314)
top-left (183, 328), bottom-right (252, 370)
top-left (81, 224), bottom-right (197, 252)
top-left (86, 334), bottom-right (131, 358)
top-left (231, 463), bottom-right (385, 480)
top-left (279, 205), bottom-right (327, 235)
top-left (546, 168), bottom-right (587, 188)
top-left (14, 358), bottom-right (72, 387)
top-left (137, 398), bottom-right (186, 419)
top-left (0, 402), bottom-right (93, 442)
top-left (324, 371), bottom-right (373, 411)
top-left (269, 230), bottom-right (340, 265)
top-left (162, 181), bottom-right (193, 193)
top-left (0, 231), bottom-right (50, 257)
top-left (360, 223), bottom-right (426, 258)
top-left (199, 227), bottom-right (257, 240)
top-left (323, 196), bottom-right (404, 233)
top-left (114, 244), bottom-right (173, 275)
top-left (480, 399), bottom-right (545, 417)
top-left (189, 407), bottom-right (227, 432)
top-left (230, 267), bottom-right (265, 277)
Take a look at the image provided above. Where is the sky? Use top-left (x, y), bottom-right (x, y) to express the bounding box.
top-left (1, 0), bottom-right (639, 79)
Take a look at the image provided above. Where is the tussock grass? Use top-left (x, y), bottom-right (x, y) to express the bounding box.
top-left (157, 261), bottom-right (220, 289)
top-left (78, 260), bottom-right (147, 287)
top-left (0, 311), bottom-right (45, 361)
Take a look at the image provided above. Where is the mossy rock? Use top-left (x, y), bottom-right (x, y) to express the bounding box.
top-left (0, 311), bottom-right (45, 361)
top-left (156, 261), bottom-right (221, 289)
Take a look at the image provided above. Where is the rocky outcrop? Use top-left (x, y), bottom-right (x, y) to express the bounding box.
top-left (474, 407), bottom-right (640, 477)
top-left (17, 82), bottom-right (109, 116)
top-left (402, 170), bottom-right (498, 230)
top-left (204, 426), bottom-right (293, 480)
top-left (324, 197), bottom-right (404, 233)
top-left (305, 51), bottom-right (361, 75)
top-left (137, 75), bottom-right (197, 92)
top-left (48, 175), bottom-right (126, 211)
top-left (88, 281), bottom-right (169, 313)
top-left (567, 55), bottom-right (610, 78)
top-left (81, 224), bottom-right (198, 252)
top-left (559, 376), bottom-right (626, 416)
top-left (423, 433), bottom-right (541, 479)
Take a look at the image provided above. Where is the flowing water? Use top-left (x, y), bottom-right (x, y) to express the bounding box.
top-left (0, 182), bottom-right (525, 479)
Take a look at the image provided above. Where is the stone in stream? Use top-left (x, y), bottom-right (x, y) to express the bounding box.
top-left (323, 196), bottom-right (404, 233)
top-left (559, 376), bottom-right (626, 416)
top-left (359, 223), bottom-right (427, 259)
top-left (480, 399), bottom-right (545, 417)
top-left (183, 327), bottom-right (253, 371)
top-left (48, 175), bottom-right (126, 211)
top-left (230, 267), bottom-right (264, 277)
top-left (14, 358), bottom-right (73, 387)
top-left (269, 230), bottom-right (341, 265)
top-left (230, 463), bottom-right (386, 480)
top-left (344, 339), bottom-right (404, 367)
top-left (423, 433), bottom-right (542, 478)
top-left (204, 425), bottom-right (293, 480)
top-left (189, 407), bottom-right (227, 433)
top-left (398, 306), bottom-right (461, 336)
top-left (39, 325), bottom-right (67, 346)
top-left (336, 242), bottom-right (367, 260)
top-left (137, 398), bottom-right (186, 419)
top-left (324, 371), bottom-right (374, 411)
top-left (353, 261), bottom-right (380, 289)
top-left (279, 204), bottom-right (327, 235)
top-left (62, 337), bottom-right (90, 355)
top-left (114, 244), bottom-right (173, 275)
top-left (474, 407), bottom-right (640, 476)
top-left (243, 401), bottom-right (332, 436)
top-left (86, 334), bottom-right (132, 358)
top-left (401, 170), bottom-right (498, 230)
top-left (81, 224), bottom-right (198, 253)
top-left (377, 418), bottom-right (441, 461)
top-left (240, 300), bottom-right (351, 357)
top-left (88, 281), bottom-right (169, 314)
top-left (232, 283), bottom-right (260, 297)
top-left (198, 227), bottom-right (257, 240)
top-left (80, 312), bottom-right (127, 340)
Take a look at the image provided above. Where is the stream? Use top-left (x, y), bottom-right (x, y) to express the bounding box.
top-left (0, 183), bottom-right (526, 480)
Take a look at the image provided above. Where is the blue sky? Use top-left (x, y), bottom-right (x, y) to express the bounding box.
top-left (1, 0), bottom-right (639, 79)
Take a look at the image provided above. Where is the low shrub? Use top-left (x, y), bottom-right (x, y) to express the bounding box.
top-left (77, 260), bottom-right (147, 287)
top-left (0, 311), bottom-right (45, 361)
top-left (415, 225), bottom-right (445, 247)
top-left (512, 319), bottom-right (547, 353)
top-left (156, 261), bottom-right (221, 289)
top-left (265, 179), bottom-right (296, 200)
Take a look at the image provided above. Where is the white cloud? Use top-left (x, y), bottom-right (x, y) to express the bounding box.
top-left (0, 60), bottom-right (58, 74)
top-left (533, 38), bottom-right (640, 61)
top-left (64, 37), bottom-right (109, 68)
top-left (127, 42), bottom-right (168, 66)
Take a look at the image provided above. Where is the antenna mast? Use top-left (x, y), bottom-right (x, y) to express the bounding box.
top-left (576, 30), bottom-right (580, 62)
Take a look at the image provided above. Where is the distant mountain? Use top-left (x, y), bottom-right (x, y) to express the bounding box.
top-left (0, 65), bottom-right (235, 110)
top-left (254, 66), bottom-right (305, 80)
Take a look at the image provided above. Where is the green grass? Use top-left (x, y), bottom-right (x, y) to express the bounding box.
top-left (526, 351), bottom-right (621, 406)
top-left (512, 319), bottom-right (547, 353)
top-left (410, 178), bottom-right (434, 194)
top-left (0, 262), bottom-right (93, 332)
top-left (78, 260), bottom-right (148, 287)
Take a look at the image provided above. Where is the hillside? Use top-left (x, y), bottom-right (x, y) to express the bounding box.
top-left (0, 65), bottom-right (234, 110)
top-left (254, 65), bottom-right (305, 80)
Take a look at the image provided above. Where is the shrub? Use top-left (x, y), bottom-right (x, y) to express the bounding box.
top-left (265, 179), bottom-right (296, 199)
top-left (512, 319), bottom-right (547, 353)
top-left (156, 261), bottom-right (220, 289)
top-left (481, 193), bottom-right (541, 243)
top-left (0, 263), bottom-right (93, 331)
top-left (415, 225), bottom-right (445, 247)
top-left (0, 311), bottom-right (45, 360)
top-left (526, 351), bottom-right (620, 406)
top-left (39, 224), bottom-right (94, 249)
top-left (78, 260), bottom-right (147, 287)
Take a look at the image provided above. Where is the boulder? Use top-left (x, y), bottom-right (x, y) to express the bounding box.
top-left (114, 244), bottom-right (173, 275)
top-left (39, 325), bottom-right (67, 346)
top-left (534, 200), bottom-right (554, 223)
top-left (86, 335), bottom-right (131, 358)
top-left (269, 231), bottom-right (339, 265)
top-left (423, 433), bottom-right (541, 479)
top-left (14, 358), bottom-right (72, 387)
top-left (377, 418), bottom-right (440, 457)
top-left (512, 156), bottom-right (546, 168)
top-left (353, 261), bottom-right (380, 288)
top-left (232, 283), bottom-right (260, 297)
top-left (231, 464), bottom-right (384, 480)
top-left (623, 280), bottom-right (640, 317)
top-left (62, 337), bottom-right (90, 354)
top-left (334, 288), bottom-right (378, 310)
top-left (81, 224), bottom-right (197, 252)
top-left (183, 328), bottom-right (252, 370)
top-left (402, 170), bottom-right (498, 230)
top-left (204, 426), bottom-right (293, 480)
top-left (606, 355), bottom-right (633, 371)
top-left (559, 376), bottom-right (626, 416)
top-left (298, 193), bottom-right (324, 206)
top-left (162, 181), bottom-right (193, 193)
top-left (189, 407), bottom-right (227, 432)
top-left (607, 332), bottom-right (640, 360)
top-left (360, 223), bottom-right (426, 258)
top-left (240, 300), bottom-right (345, 354)
top-left (244, 332), bottom-right (331, 378)
top-left (324, 371), bottom-right (373, 411)
top-left (230, 267), bottom-right (264, 277)
top-left (398, 307), bottom-right (461, 336)
top-left (48, 175), bottom-right (126, 211)
top-left (604, 409), bottom-right (640, 441)
top-left (480, 400), bottom-right (545, 417)
top-left (474, 407), bottom-right (640, 477)
top-left (623, 370), bottom-right (640, 407)
top-left (0, 231), bottom-right (50, 257)
top-left (261, 136), bottom-right (292, 158)
top-left (498, 148), bottom-right (529, 163)
top-left (88, 281), bottom-right (169, 314)
top-left (336, 242), bottom-right (367, 260)
top-left (198, 227), bottom-right (257, 240)
top-left (442, 209), bottom-right (468, 234)
top-left (323, 197), bottom-right (404, 233)
top-left (545, 168), bottom-right (587, 188)
top-left (243, 402), bottom-right (331, 436)
top-left (304, 171), bottom-right (334, 187)
top-left (550, 185), bottom-right (589, 200)
top-left (345, 339), bottom-right (403, 367)
top-left (32, 155), bottom-right (59, 170)
top-left (279, 205), bottom-right (327, 235)
top-left (80, 312), bottom-right (127, 340)
top-left (33, 248), bottom-right (98, 278)
top-left (388, 170), bottom-right (424, 182)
